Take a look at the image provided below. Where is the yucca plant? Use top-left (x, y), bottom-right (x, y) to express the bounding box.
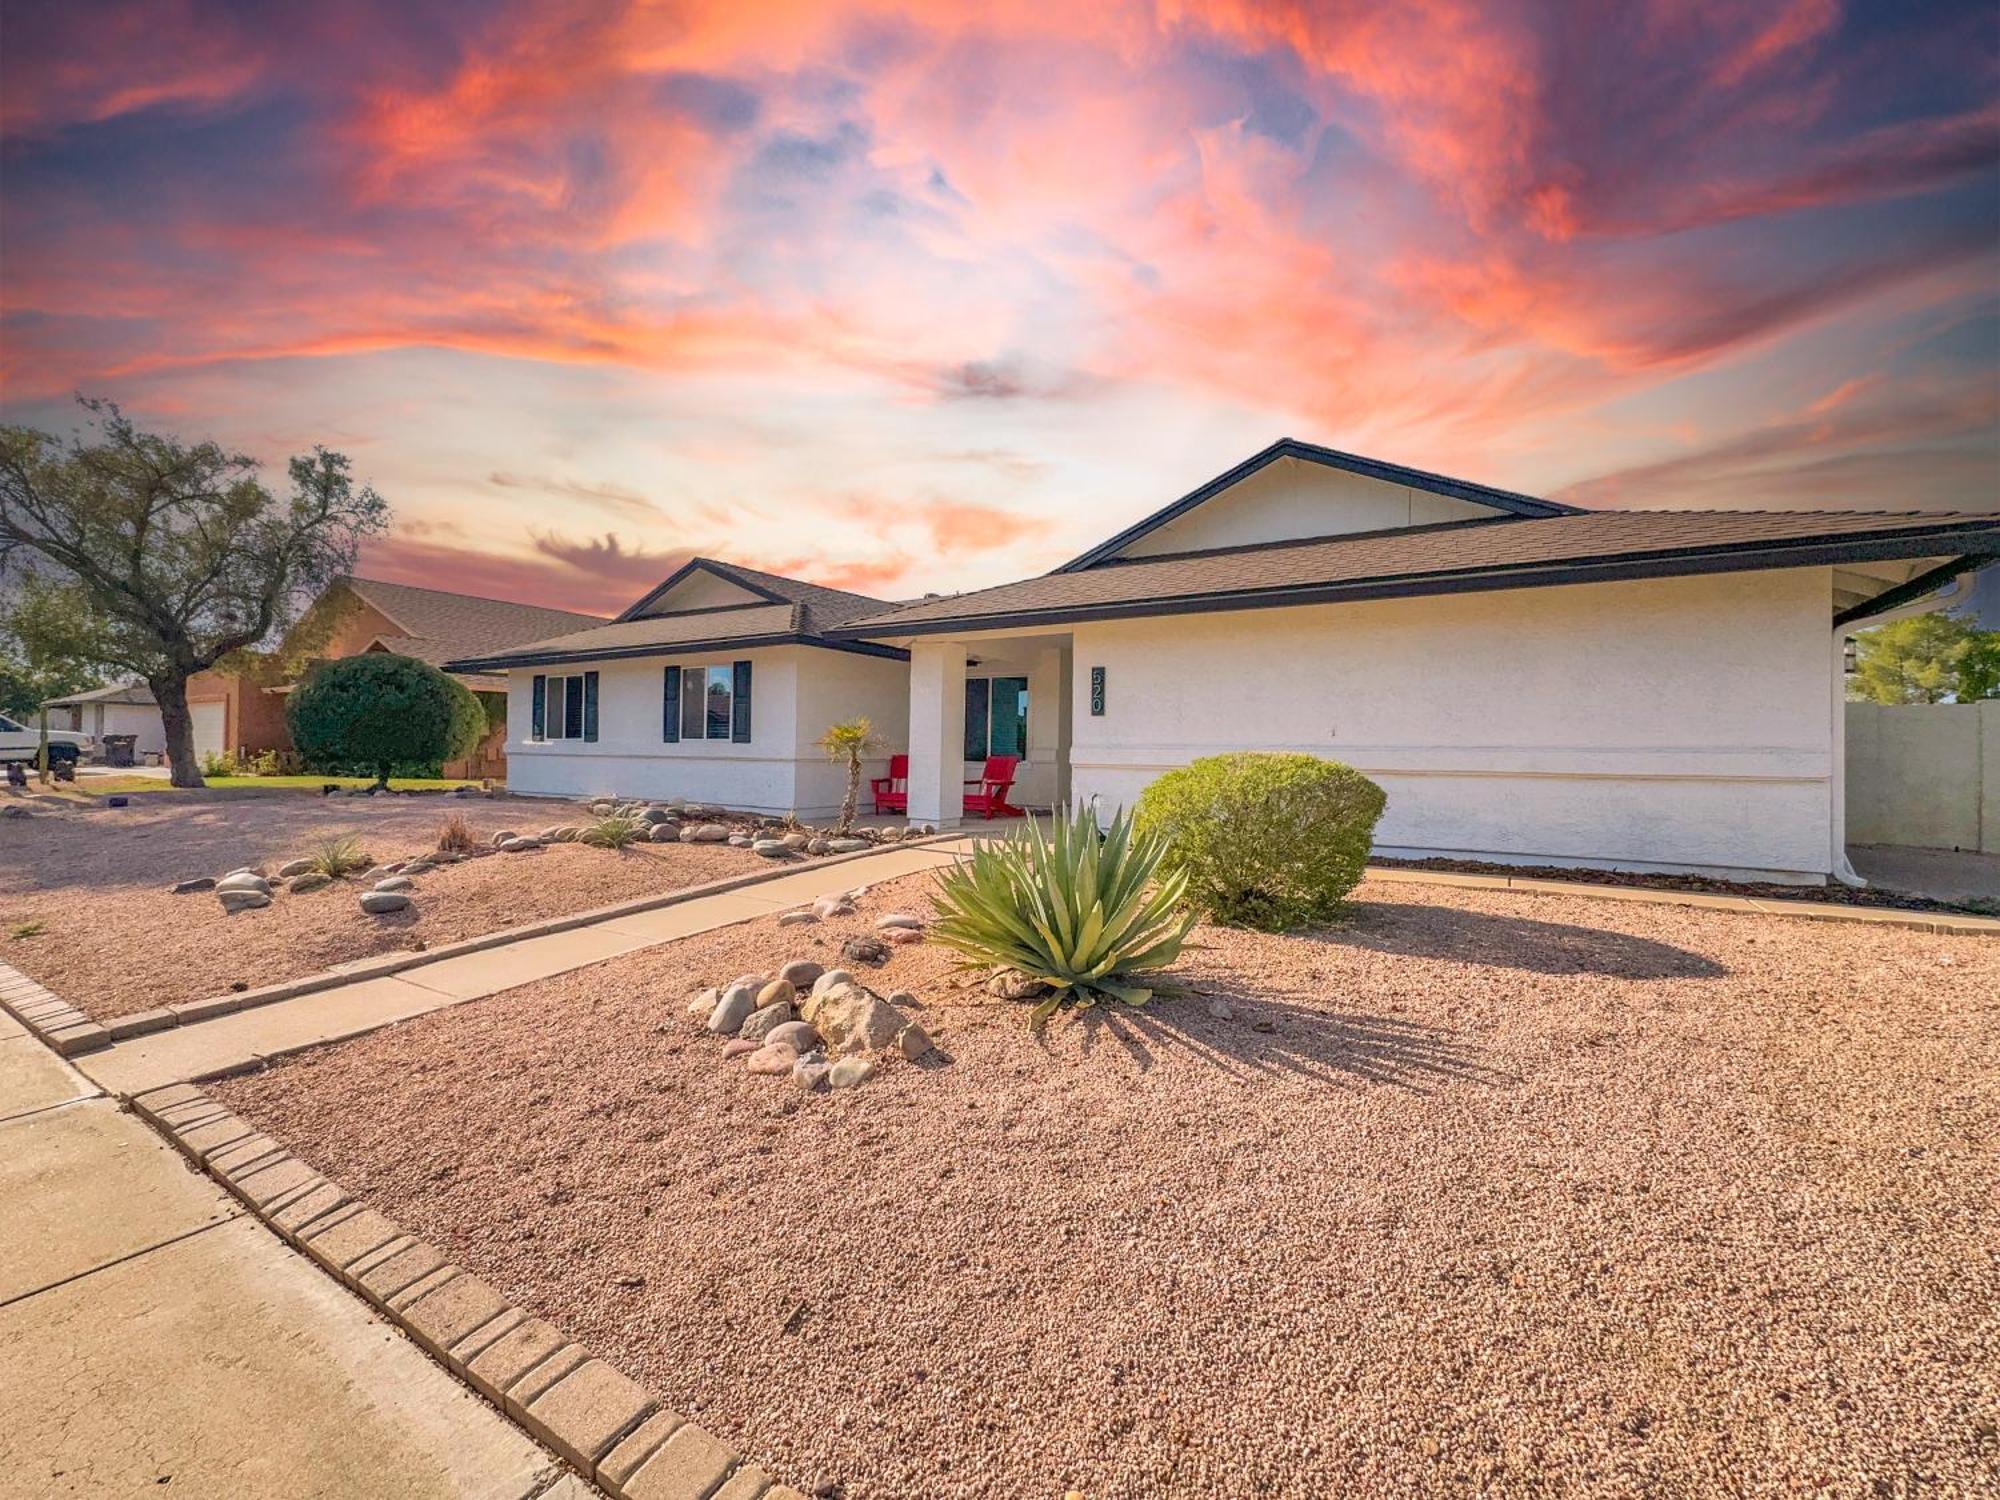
top-left (580, 815), bottom-right (642, 849)
top-left (307, 834), bottom-right (371, 880)
top-left (928, 803), bottom-right (1197, 1031)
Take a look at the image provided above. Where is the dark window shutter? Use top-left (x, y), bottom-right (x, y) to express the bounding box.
top-left (531, 675), bottom-right (547, 741)
top-left (582, 671), bottom-right (599, 742)
top-left (662, 666), bottom-right (680, 742)
top-left (963, 677), bottom-right (991, 761)
top-left (731, 660), bottom-right (752, 743)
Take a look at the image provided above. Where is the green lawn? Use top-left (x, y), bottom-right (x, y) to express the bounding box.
top-left (74, 774), bottom-right (483, 796)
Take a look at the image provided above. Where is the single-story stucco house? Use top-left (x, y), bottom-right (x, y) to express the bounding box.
top-left (42, 681), bottom-right (168, 760)
top-left (452, 440), bottom-right (1999, 884)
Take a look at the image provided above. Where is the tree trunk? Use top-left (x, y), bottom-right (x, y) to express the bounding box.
top-left (374, 760), bottom-right (392, 791)
top-left (839, 751), bottom-right (861, 834)
top-left (151, 673), bottom-right (206, 789)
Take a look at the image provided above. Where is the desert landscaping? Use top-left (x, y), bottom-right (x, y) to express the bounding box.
top-left (209, 867), bottom-right (2000, 1499)
top-left (0, 789), bottom-right (924, 1021)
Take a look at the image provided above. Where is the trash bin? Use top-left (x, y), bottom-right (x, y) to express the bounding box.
top-left (102, 734), bottom-right (137, 767)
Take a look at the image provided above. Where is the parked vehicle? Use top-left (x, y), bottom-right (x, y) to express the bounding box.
top-left (0, 712), bottom-right (91, 770)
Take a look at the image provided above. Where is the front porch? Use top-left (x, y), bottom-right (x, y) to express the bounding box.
top-left (893, 631), bottom-right (1073, 828)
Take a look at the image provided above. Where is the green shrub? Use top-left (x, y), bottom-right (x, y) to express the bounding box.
top-left (1135, 752), bottom-right (1386, 931)
top-left (286, 654), bottom-right (484, 789)
top-left (928, 803), bottom-right (1196, 1031)
top-left (200, 749), bottom-right (241, 777)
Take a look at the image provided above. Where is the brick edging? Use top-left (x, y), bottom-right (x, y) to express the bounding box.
top-left (16, 833), bottom-right (969, 1055)
top-left (0, 961), bottom-right (109, 1055)
top-left (130, 1081), bottom-right (807, 1500)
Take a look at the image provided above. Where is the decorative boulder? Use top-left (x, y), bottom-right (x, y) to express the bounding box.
top-left (777, 910), bottom-right (818, 926)
top-left (640, 808), bottom-right (673, 825)
top-left (841, 935), bottom-right (891, 967)
top-left (751, 839), bottom-right (792, 859)
top-left (745, 1042), bottom-right (799, 1076)
top-left (217, 889), bottom-right (271, 914)
top-left (721, 1038), bottom-right (761, 1060)
top-left (826, 838), bottom-right (870, 854)
top-left (359, 890), bottom-right (412, 915)
top-left (537, 826), bottom-right (564, 841)
top-left (498, 836), bottom-right (544, 852)
top-left (755, 978), bottom-right (797, 1010)
top-left (882, 926), bottom-right (924, 946)
top-left (793, 1054), bottom-right (832, 1091)
top-left (764, 1020), bottom-right (820, 1054)
top-left (811, 895), bottom-right (856, 920)
top-left (809, 968), bottom-right (854, 997)
top-left (727, 835), bottom-right (754, 849)
top-left (828, 1056), bottom-right (875, 1089)
top-left (897, 1023), bottom-right (935, 1061)
top-left (648, 823), bottom-right (681, 843)
top-left (778, 959), bottom-right (823, 990)
top-left (815, 989), bottom-right (908, 1054)
top-left (170, 876), bottom-right (216, 895)
top-left (289, 872), bottom-right (333, 894)
top-left (875, 913), bottom-right (923, 932)
top-left (373, 875), bottom-right (415, 893)
top-left (781, 832), bottom-right (811, 851)
top-left (686, 987), bottom-right (720, 1018)
top-left (806, 837), bottom-right (832, 856)
top-left (739, 1002), bottom-right (794, 1043)
top-left (490, 830), bottom-right (517, 847)
top-left (707, 984), bottom-right (757, 1035)
top-left (276, 858), bottom-right (315, 879)
top-left (215, 872), bottom-right (272, 896)
top-left (688, 824), bottom-right (730, 843)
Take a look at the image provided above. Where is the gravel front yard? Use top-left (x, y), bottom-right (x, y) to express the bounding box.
top-left (0, 791), bottom-right (748, 1019)
top-left (215, 874), bottom-right (1999, 1499)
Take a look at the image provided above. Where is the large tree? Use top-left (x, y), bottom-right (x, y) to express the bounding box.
top-left (1849, 608), bottom-right (2000, 706)
top-left (0, 619), bottom-right (103, 723)
top-left (0, 400), bottom-right (388, 786)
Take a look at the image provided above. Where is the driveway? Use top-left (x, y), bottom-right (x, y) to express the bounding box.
top-left (1850, 843), bottom-right (2000, 905)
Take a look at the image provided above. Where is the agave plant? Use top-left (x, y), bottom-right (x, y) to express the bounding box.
top-left (307, 834), bottom-right (371, 880)
top-left (580, 815), bottom-right (642, 849)
top-left (928, 803), bottom-right (1197, 1031)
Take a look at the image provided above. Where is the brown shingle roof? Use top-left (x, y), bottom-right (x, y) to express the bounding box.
top-left (838, 509), bottom-right (2000, 635)
top-left (445, 560), bottom-right (901, 670)
top-left (344, 577), bottom-right (601, 651)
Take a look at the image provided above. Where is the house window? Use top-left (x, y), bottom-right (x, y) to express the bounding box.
top-left (666, 661), bottom-right (751, 742)
top-left (964, 675), bottom-right (1028, 760)
top-left (531, 671), bottom-right (599, 742)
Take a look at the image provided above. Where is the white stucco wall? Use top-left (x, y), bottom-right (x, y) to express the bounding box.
top-left (1115, 457), bottom-right (1498, 559)
top-left (1066, 568), bottom-right (1839, 880)
top-left (502, 645), bottom-right (909, 817)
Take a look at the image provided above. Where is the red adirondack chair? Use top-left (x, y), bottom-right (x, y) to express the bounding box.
top-left (962, 754), bottom-right (1024, 819)
top-left (870, 753), bottom-right (909, 815)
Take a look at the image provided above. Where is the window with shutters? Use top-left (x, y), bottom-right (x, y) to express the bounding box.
top-left (533, 671), bottom-right (599, 742)
top-left (667, 661), bottom-right (750, 741)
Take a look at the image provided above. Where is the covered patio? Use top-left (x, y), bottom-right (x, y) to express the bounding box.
top-left (895, 630), bottom-right (1073, 828)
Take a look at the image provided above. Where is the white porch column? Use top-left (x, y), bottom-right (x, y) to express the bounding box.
top-left (907, 639), bottom-right (967, 827)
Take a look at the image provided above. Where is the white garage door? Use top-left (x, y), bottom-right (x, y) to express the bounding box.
top-left (189, 701), bottom-right (227, 762)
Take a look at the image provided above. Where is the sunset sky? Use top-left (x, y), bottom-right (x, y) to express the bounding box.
top-left (2, 0), bottom-right (1995, 614)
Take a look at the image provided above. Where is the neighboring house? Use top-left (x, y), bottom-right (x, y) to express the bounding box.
top-left (444, 560), bottom-right (910, 818)
top-left (43, 682), bottom-right (168, 760)
top-left (185, 576), bottom-right (600, 777)
top-left (828, 438), bottom-right (2000, 885)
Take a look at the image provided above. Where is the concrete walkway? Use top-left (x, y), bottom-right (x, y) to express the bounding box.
top-left (1849, 843), bottom-right (2000, 906)
top-left (0, 1005), bottom-right (569, 1499)
top-left (75, 842), bottom-right (966, 1098)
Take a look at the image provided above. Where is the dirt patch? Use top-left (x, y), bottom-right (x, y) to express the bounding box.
top-left (0, 790), bottom-right (753, 1018)
top-left (215, 873), bottom-right (2000, 1499)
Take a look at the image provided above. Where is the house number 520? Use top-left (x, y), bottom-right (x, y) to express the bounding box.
top-left (1089, 666), bottom-right (1106, 716)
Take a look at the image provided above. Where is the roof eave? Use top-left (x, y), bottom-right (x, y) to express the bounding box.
top-left (444, 632), bottom-right (910, 673)
top-left (832, 523), bottom-right (2000, 639)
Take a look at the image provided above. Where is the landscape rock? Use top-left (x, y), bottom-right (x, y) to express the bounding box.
top-left (793, 1054), bottom-right (832, 1091)
top-left (216, 889), bottom-right (271, 914)
top-left (806, 837), bottom-right (831, 855)
top-left (537, 826), bottom-right (563, 841)
top-left (739, 1001), bottom-right (795, 1043)
top-left (745, 1042), bottom-right (799, 1076)
top-left (360, 890), bottom-right (412, 915)
top-left (781, 832), bottom-right (811, 851)
top-left (777, 910), bottom-right (818, 926)
top-left (707, 984), bottom-right (756, 1035)
top-left (841, 935), bottom-right (891, 967)
top-left (288, 872), bottom-right (333, 894)
top-left (826, 837), bottom-right (870, 854)
top-left (498, 836), bottom-right (544, 852)
top-left (639, 807), bottom-right (673, 825)
top-left (882, 926), bottom-right (924, 946)
top-left (875, 913), bottom-right (923, 931)
top-left (276, 858), bottom-right (315, 879)
top-left (721, 1038), bottom-right (760, 1060)
top-left (687, 824), bottom-right (730, 843)
top-left (686, 987), bottom-right (720, 1018)
top-left (490, 830), bottom-right (517, 847)
top-left (778, 959), bottom-right (824, 989)
top-left (765, 1021), bottom-right (820, 1054)
top-left (373, 876), bottom-right (415, 893)
top-left (812, 896), bottom-right (856, 920)
top-left (553, 826), bottom-right (583, 842)
top-left (1206, 999), bottom-right (1235, 1021)
top-left (816, 989), bottom-right (908, 1053)
top-left (987, 969), bottom-right (1052, 1001)
top-left (809, 969), bottom-right (855, 998)
top-left (170, 876), bottom-right (216, 895)
top-left (215, 872), bottom-right (272, 896)
top-left (727, 835), bottom-right (754, 849)
top-left (828, 1055), bottom-right (875, 1089)
top-left (897, 1023), bottom-right (935, 1061)
top-left (729, 973), bottom-right (765, 994)
top-left (756, 978), bottom-right (797, 1011)
top-left (648, 823), bottom-right (681, 843)
top-left (751, 839), bottom-right (792, 859)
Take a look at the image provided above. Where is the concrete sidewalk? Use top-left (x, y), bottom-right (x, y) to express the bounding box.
top-left (0, 1005), bottom-right (566, 1499)
top-left (75, 842), bottom-right (965, 1098)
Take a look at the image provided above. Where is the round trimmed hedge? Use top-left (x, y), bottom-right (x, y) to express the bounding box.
top-left (1135, 752), bottom-right (1387, 931)
top-left (286, 653), bottom-right (484, 786)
